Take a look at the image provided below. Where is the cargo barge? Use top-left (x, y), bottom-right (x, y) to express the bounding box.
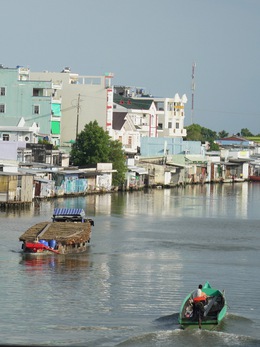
top-left (19, 208), bottom-right (94, 255)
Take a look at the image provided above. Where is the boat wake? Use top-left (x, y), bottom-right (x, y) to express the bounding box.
top-left (154, 312), bottom-right (179, 326)
top-left (113, 325), bottom-right (260, 347)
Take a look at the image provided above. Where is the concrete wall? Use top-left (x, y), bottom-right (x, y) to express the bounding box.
top-left (140, 137), bottom-right (202, 157)
top-left (30, 71), bottom-right (108, 145)
top-left (0, 141), bottom-right (24, 160)
top-left (0, 67), bottom-right (52, 136)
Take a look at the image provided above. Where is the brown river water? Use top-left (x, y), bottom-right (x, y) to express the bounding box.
top-left (0, 182), bottom-right (259, 346)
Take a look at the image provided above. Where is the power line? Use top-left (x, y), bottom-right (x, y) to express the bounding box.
top-left (196, 108), bottom-right (260, 117)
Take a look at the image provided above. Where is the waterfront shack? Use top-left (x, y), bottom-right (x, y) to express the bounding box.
top-left (0, 172), bottom-right (33, 207)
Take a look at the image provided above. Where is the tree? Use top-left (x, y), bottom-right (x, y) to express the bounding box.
top-left (108, 140), bottom-right (127, 186)
top-left (208, 141), bottom-right (220, 151)
top-left (185, 123), bottom-right (219, 151)
top-left (200, 127), bottom-right (217, 143)
top-left (70, 120), bottom-right (111, 166)
top-left (185, 124), bottom-right (204, 141)
top-left (240, 128), bottom-right (254, 137)
top-left (185, 123), bottom-right (217, 143)
top-left (218, 130), bottom-right (229, 139)
top-left (70, 120), bottom-right (127, 186)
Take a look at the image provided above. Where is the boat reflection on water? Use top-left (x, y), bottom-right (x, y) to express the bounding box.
top-left (19, 251), bottom-right (93, 272)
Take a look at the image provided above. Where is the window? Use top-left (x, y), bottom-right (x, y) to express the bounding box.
top-left (33, 105), bottom-right (40, 114)
top-left (0, 87), bottom-right (5, 96)
top-left (3, 134), bottom-right (9, 141)
top-left (168, 122), bottom-right (172, 128)
top-left (167, 103), bottom-right (173, 111)
top-left (33, 88), bottom-right (43, 96)
top-left (0, 104), bottom-right (5, 113)
top-left (51, 103), bottom-right (61, 116)
top-left (158, 123), bottom-right (163, 130)
top-left (156, 102), bottom-right (164, 111)
top-left (176, 122), bottom-right (179, 129)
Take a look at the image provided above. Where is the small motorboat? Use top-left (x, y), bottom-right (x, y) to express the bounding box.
top-left (178, 282), bottom-right (227, 329)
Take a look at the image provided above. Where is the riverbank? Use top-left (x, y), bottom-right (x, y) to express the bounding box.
top-left (0, 178), bottom-right (255, 210)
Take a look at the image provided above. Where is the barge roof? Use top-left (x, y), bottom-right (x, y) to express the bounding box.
top-left (19, 221), bottom-right (91, 245)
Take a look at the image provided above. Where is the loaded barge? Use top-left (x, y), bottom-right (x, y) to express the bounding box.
top-left (19, 208), bottom-right (94, 255)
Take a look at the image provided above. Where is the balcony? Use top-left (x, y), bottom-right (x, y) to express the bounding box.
top-left (166, 128), bottom-right (187, 137)
top-left (51, 96), bottom-right (62, 104)
top-left (52, 81), bottom-right (62, 90)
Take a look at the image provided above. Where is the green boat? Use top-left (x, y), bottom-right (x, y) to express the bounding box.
top-left (178, 282), bottom-right (227, 329)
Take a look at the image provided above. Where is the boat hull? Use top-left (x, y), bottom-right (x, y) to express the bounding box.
top-left (21, 237), bottom-right (91, 255)
top-left (178, 282), bottom-right (227, 329)
top-left (22, 241), bottom-right (60, 254)
top-left (249, 175), bottom-right (260, 182)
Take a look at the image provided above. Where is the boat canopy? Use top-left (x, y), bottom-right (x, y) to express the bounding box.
top-left (53, 208), bottom-right (86, 218)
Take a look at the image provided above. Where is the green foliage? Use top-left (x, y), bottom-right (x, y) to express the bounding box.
top-left (218, 130), bottom-right (229, 138)
top-left (241, 128), bottom-right (253, 137)
top-left (246, 137), bottom-right (260, 142)
top-left (185, 124), bottom-right (220, 151)
top-left (185, 124), bottom-right (217, 141)
top-left (208, 141), bottom-right (220, 151)
top-left (108, 140), bottom-right (127, 186)
top-left (185, 124), bottom-right (204, 141)
top-left (70, 120), bottom-right (127, 187)
top-left (201, 127), bottom-right (217, 142)
top-left (38, 139), bottom-right (50, 145)
top-left (70, 120), bottom-right (111, 165)
top-left (185, 125), bottom-right (259, 142)
top-left (38, 139), bottom-right (58, 150)
top-left (184, 124), bottom-right (260, 149)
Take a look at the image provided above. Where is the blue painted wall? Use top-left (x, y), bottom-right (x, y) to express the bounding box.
top-left (140, 137), bottom-right (201, 156)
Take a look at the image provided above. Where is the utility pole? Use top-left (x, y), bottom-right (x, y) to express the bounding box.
top-left (191, 62), bottom-right (196, 124)
top-left (76, 93), bottom-right (80, 138)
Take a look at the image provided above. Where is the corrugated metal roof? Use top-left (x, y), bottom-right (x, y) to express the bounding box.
top-left (185, 155), bottom-right (207, 163)
top-left (128, 166), bottom-right (148, 174)
top-left (166, 161), bottom-right (186, 168)
top-left (34, 177), bottom-right (53, 183)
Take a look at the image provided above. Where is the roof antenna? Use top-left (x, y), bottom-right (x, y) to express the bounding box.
top-left (191, 62), bottom-right (196, 124)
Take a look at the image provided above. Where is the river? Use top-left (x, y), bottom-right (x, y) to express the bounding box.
top-left (0, 182), bottom-right (260, 346)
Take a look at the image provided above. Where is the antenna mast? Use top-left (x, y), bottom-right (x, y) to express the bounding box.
top-left (191, 62), bottom-right (196, 124)
top-left (76, 93), bottom-right (80, 138)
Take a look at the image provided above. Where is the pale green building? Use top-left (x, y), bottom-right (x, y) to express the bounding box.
top-left (0, 66), bottom-right (58, 144)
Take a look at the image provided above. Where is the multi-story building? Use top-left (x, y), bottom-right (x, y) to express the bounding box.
top-left (30, 68), bottom-right (114, 147)
top-left (1, 65), bottom-right (188, 160)
top-left (112, 86), bottom-right (187, 154)
top-left (0, 65), bottom-right (53, 143)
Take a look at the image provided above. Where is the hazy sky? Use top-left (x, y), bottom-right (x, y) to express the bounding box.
top-left (1, 0), bottom-right (260, 134)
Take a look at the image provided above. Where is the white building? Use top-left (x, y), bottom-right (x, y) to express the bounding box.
top-left (112, 86), bottom-right (187, 154)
